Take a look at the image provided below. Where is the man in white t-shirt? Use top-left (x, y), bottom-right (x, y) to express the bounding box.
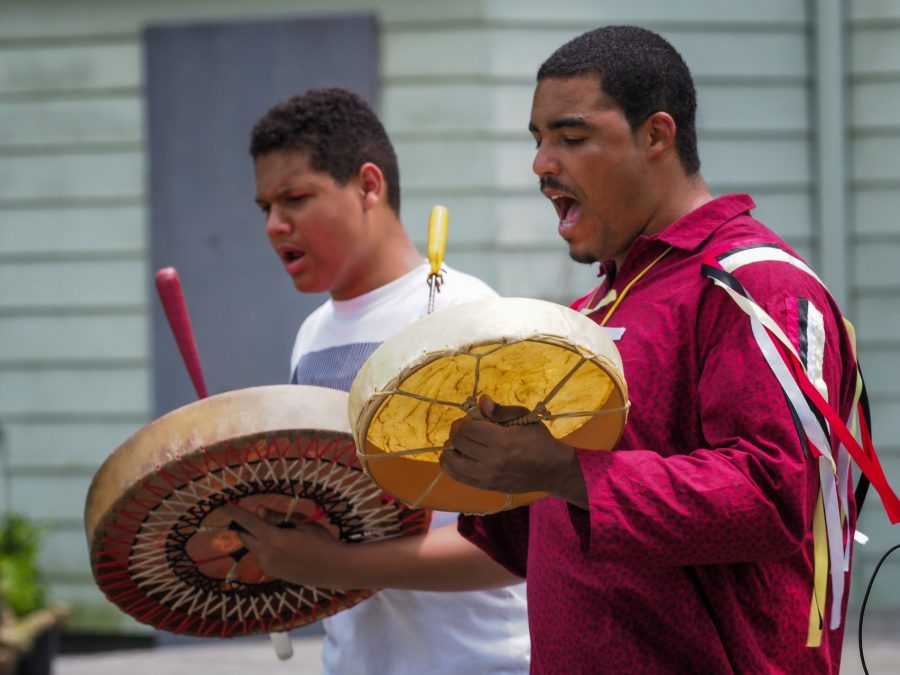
top-left (243, 88), bottom-right (529, 674)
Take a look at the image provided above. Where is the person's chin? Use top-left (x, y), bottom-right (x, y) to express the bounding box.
top-left (568, 247), bottom-right (597, 265)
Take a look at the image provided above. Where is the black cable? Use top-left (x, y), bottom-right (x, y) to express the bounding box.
top-left (857, 543), bottom-right (900, 675)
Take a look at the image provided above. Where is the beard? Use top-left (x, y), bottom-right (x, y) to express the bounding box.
top-left (569, 250), bottom-right (597, 265)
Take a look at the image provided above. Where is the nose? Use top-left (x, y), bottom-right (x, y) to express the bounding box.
top-left (265, 205), bottom-right (292, 239)
top-left (532, 143), bottom-right (559, 178)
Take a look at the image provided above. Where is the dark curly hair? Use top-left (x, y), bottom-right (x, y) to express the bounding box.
top-left (250, 88), bottom-right (401, 214)
top-left (538, 26), bottom-right (700, 175)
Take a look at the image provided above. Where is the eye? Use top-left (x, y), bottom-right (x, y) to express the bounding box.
top-left (257, 203), bottom-right (271, 215)
top-left (563, 137), bottom-right (586, 146)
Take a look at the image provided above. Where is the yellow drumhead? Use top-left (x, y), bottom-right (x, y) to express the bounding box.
top-left (349, 298), bottom-right (628, 514)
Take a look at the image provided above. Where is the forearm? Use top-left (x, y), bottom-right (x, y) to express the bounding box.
top-left (264, 524), bottom-right (522, 591)
top-left (287, 523), bottom-right (521, 591)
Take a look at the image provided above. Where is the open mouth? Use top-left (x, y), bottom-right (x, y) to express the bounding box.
top-left (279, 246), bottom-right (305, 263)
top-left (551, 195), bottom-right (581, 226)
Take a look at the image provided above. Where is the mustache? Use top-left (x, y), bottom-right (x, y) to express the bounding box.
top-left (539, 176), bottom-right (570, 194)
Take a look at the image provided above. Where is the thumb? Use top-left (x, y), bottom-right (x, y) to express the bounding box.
top-left (479, 394), bottom-right (532, 424)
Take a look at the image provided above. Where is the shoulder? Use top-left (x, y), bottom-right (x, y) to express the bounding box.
top-left (439, 263), bottom-right (499, 302)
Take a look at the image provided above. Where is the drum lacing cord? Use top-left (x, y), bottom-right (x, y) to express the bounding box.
top-left (361, 339), bottom-right (629, 463)
top-left (360, 338), bottom-right (629, 510)
top-left (122, 437), bottom-right (423, 629)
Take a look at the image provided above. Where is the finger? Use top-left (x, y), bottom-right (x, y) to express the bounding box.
top-left (219, 504), bottom-right (271, 539)
top-left (440, 447), bottom-right (485, 487)
top-left (448, 417), bottom-right (492, 452)
top-left (479, 394), bottom-right (531, 424)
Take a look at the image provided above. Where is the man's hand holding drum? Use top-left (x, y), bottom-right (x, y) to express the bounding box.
top-left (442, 395), bottom-right (589, 509)
top-left (220, 504), bottom-right (517, 592)
top-left (219, 505), bottom-right (349, 589)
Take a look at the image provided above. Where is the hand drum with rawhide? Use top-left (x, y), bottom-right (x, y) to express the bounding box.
top-left (349, 297), bottom-right (629, 515)
top-left (84, 385), bottom-right (430, 638)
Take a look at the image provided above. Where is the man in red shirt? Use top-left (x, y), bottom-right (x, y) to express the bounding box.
top-left (227, 25), bottom-right (873, 673)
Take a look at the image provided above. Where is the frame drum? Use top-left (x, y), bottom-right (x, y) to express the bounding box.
top-left (85, 385), bottom-right (430, 638)
top-left (349, 297), bottom-right (628, 515)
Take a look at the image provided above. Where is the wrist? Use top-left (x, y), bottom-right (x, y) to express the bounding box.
top-left (551, 445), bottom-right (588, 509)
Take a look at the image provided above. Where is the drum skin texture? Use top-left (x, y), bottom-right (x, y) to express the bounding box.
top-left (84, 385), bottom-right (430, 638)
top-left (349, 297), bottom-right (629, 515)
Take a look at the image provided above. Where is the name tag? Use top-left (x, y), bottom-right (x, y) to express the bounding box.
top-left (601, 326), bottom-right (625, 341)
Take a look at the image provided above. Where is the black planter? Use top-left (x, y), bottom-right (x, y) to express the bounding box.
top-left (16, 627), bottom-right (59, 675)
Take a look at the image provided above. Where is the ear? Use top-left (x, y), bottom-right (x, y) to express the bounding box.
top-left (357, 162), bottom-right (385, 212)
top-left (643, 112), bottom-right (677, 160)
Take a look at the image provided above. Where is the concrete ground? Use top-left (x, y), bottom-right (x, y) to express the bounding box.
top-left (54, 616), bottom-right (899, 675)
top-left (56, 634), bottom-right (325, 675)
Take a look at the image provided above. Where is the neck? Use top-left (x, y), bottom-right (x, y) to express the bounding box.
top-left (611, 172), bottom-right (712, 269)
top-left (331, 213), bottom-right (423, 300)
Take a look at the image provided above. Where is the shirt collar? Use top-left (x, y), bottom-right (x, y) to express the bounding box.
top-left (653, 193), bottom-right (756, 252)
top-left (597, 193), bottom-right (756, 280)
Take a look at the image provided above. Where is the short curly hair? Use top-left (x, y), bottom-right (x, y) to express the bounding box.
top-left (250, 88), bottom-right (401, 213)
top-left (538, 26), bottom-right (700, 175)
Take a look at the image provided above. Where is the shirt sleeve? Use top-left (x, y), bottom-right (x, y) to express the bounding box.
top-left (458, 508), bottom-right (530, 579)
top-left (567, 262), bottom-right (856, 567)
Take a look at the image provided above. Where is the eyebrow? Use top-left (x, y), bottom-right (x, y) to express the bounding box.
top-left (528, 117), bottom-right (590, 133)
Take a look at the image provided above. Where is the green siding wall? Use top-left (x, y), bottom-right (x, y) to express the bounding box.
top-left (0, 0), bottom-right (897, 631)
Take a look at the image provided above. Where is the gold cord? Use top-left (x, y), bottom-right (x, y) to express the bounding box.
top-left (599, 245), bottom-right (674, 326)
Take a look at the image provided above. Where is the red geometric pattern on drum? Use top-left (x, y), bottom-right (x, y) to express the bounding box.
top-left (90, 431), bottom-right (430, 638)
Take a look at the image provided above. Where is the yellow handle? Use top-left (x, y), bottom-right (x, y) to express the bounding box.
top-left (427, 205), bottom-right (449, 276)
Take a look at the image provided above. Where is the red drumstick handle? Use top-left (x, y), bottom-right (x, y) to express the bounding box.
top-left (155, 267), bottom-right (208, 400)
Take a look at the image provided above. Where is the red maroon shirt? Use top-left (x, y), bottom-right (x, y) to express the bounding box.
top-left (460, 194), bottom-right (858, 673)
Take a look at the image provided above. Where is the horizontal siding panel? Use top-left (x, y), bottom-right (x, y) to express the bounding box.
top-left (494, 82), bottom-right (536, 133)
top-left (2, 419), bottom-right (147, 469)
top-left (854, 241), bottom-right (900, 290)
top-left (0, 205), bottom-right (145, 255)
top-left (0, 366), bottom-right (149, 415)
top-left (854, 295), bottom-right (900, 340)
top-left (0, 151), bottom-right (143, 201)
top-left (0, 42), bottom-right (140, 94)
top-left (402, 195), bottom-right (497, 245)
top-left (37, 526), bottom-right (91, 577)
top-left (0, 259), bottom-right (146, 309)
top-left (0, 313), bottom-right (147, 361)
top-left (849, 27), bottom-right (900, 75)
top-left (383, 29), bottom-right (489, 78)
top-left (8, 472), bottom-right (94, 520)
top-left (852, 135), bottom-right (900, 183)
top-left (496, 194), bottom-right (563, 245)
top-left (747, 191), bottom-right (814, 240)
top-left (487, 0), bottom-right (808, 23)
top-left (497, 249), bottom-right (599, 303)
top-left (852, 188), bottom-right (900, 237)
top-left (384, 83), bottom-right (493, 133)
top-left (851, 81), bottom-right (900, 130)
top-left (851, 0), bottom-right (900, 22)
top-left (0, 98), bottom-right (142, 147)
top-left (697, 84), bottom-right (809, 133)
top-left (699, 138), bottom-right (811, 186)
top-left (867, 400), bottom-right (900, 454)
top-left (449, 249), bottom-right (596, 302)
top-left (395, 139), bottom-right (495, 189)
top-left (854, 346), bottom-right (900, 397)
top-left (489, 28), bottom-right (809, 79)
top-left (1, 1), bottom-right (482, 40)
